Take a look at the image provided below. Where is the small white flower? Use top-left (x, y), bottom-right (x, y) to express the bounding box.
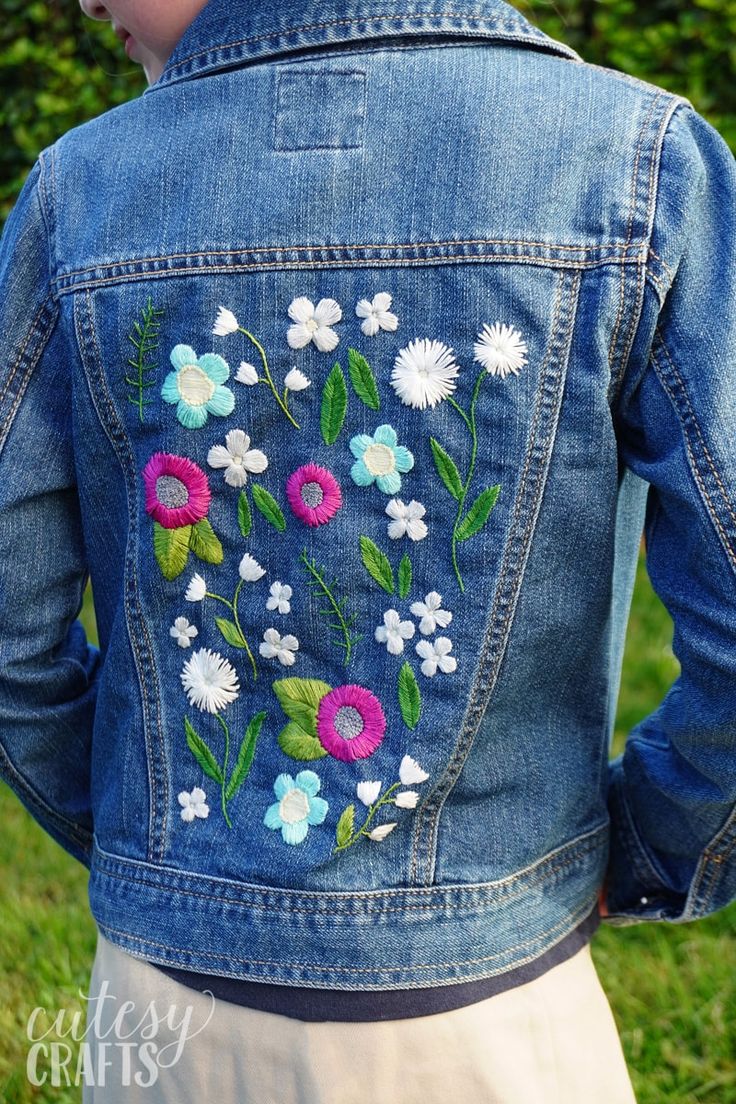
top-left (266, 581), bottom-right (292, 614)
top-left (394, 790), bottom-right (419, 809)
top-left (287, 296), bottom-right (342, 352)
top-left (375, 609), bottom-right (415, 655)
top-left (212, 306), bottom-right (240, 336)
top-left (180, 647), bottom-right (240, 713)
top-left (368, 822), bottom-right (397, 841)
top-left (410, 591), bottom-right (453, 635)
top-left (385, 498), bottom-right (428, 541)
top-left (239, 553), bottom-right (266, 582)
top-left (473, 322), bottom-right (528, 379)
top-left (185, 573), bottom-right (207, 602)
top-left (399, 755), bottom-right (429, 786)
top-left (357, 781), bottom-right (382, 806)
top-left (235, 360), bottom-right (259, 385)
top-left (178, 787), bottom-right (210, 822)
top-left (207, 428), bottom-right (268, 488)
top-left (259, 628), bottom-right (299, 666)
top-left (390, 338), bottom-right (460, 409)
top-left (284, 366), bottom-right (311, 392)
top-left (355, 292), bottom-right (399, 337)
top-left (416, 637), bottom-right (457, 677)
top-left (169, 616), bottom-right (199, 648)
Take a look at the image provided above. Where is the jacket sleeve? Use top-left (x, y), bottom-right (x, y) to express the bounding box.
top-left (0, 151), bottom-right (99, 868)
top-left (606, 102), bottom-right (736, 923)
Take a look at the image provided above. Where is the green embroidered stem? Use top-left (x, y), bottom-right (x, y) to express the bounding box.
top-left (215, 712), bottom-right (233, 828)
top-left (205, 585), bottom-right (258, 680)
top-left (237, 326), bottom-right (300, 430)
top-left (299, 548), bottom-right (361, 664)
top-left (125, 297), bottom-right (164, 422)
top-left (333, 783), bottom-right (401, 852)
top-left (444, 369), bottom-right (486, 593)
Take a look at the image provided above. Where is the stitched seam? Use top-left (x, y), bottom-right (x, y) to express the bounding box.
top-left (0, 299), bottom-right (53, 421)
top-left (648, 246), bottom-right (675, 283)
top-left (0, 742), bottom-right (92, 846)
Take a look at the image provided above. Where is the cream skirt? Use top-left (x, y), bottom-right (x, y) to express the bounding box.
top-left (81, 929), bottom-right (637, 1103)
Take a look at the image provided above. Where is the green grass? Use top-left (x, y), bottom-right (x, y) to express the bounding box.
top-left (1, 553), bottom-right (734, 1102)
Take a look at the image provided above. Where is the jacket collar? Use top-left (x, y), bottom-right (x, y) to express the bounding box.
top-left (148, 0), bottom-right (582, 92)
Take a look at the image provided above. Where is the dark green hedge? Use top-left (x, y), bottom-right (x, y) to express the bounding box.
top-left (1, 0), bottom-right (734, 222)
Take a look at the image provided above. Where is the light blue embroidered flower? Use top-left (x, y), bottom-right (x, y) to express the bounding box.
top-left (349, 424), bottom-right (414, 494)
top-left (161, 344), bottom-right (235, 429)
top-left (264, 770), bottom-right (329, 845)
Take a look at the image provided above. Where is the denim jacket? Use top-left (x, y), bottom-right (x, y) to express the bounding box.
top-left (2, 0), bottom-right (736, 1000)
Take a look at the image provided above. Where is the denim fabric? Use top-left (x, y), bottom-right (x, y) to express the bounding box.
top-left (1, 0), bottom-right (736, 993)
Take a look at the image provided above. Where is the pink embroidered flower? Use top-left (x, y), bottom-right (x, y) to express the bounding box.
top-left (285, 463), bottom-right (342, 527)
top-left (142, 452), bottom-right (212, 529)
top-left (316, 684), bottom-right (386, 762)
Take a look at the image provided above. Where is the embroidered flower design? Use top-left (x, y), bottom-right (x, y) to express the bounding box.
top-left (349, 425), bottom-right (414, 494)
top-left (368, 822), bottom-right (397, 840)
top-left (266, 581), bottom-right (292, 614)
top-left (286, 296), bottom-right (342, 352)
top-left (213, 308), bottom-right (301, 428)
top-left (184, 572), bottom-right (207, 602)
top-left (161, 344), bottom-right (235, 429)
top-left (285, 463), bottom-right (342, 527)
top-left (178, 787), bottom-right (210, 822)
top-left (180, 647), bottom-right (240, 713)
top-left (316, 684), bottom-right (386, 762)
top-left (385, 498), bottom-right (428, 541)
top-left (400, 754), bottom-right (430, 785)
top-left (410, 592), bottom-right (453, 635)
top-left (207, 429), bottom-right (268, 488)
top-left (357, 781), bottom-right (382, 806)
top-left (259, 628), bottom-right (299, 666)
top-left (239, 553), bottom-right (266, 582)
top-left (142, 452), bottom-right (211, 530)
top-left (375, 610), bottom-right (415, 655)
top-left (212, 307), bottom-right (239, 336)
top-left (284, 367), bottom-right (311, 392)
top-left (390, 338), bottom-right (460, 409)
top-left (264, 770), bottom-right (329, 845)
top-left (235, 361), bottom-right (259, 385)
top-left (415, 637), bottom-right (457, 677)
top-left (333, 753), bottom-right (430, 853)
top-left (355, 292), bottom-right (399, 337)
top-left (473, 322), bottom-right (529, 379)
top-left (170, 616), bottom-right (198, 648)
top-left (394, 790), bottom-right (419, 809)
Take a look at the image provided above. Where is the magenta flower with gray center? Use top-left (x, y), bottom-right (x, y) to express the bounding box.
top-left (142, 451), bottom-right (212, 529)
top-left (316, 684), bottom-right (387, 762)
top-left (285, 462), bottom-right (342, 527)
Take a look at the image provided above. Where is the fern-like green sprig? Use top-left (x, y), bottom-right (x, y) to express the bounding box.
top-left (299, 548), bottom-right (362, 665)
top-left (125, 297), bottom-right (164, 422)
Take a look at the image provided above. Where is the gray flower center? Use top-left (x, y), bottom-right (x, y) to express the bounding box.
top-left (333, 705), bottom-right (364, 740)
top-left (156, 475), bottom-right (189, 508)
top-left (301, 480), bottom-right (324, 507)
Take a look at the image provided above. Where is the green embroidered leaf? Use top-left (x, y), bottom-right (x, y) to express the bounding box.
top-left (184, 717), bottom-right (223, 784)
top-left (430, 437), bottom-right (463, 502)
top-left (215, 616), bottom-right (247, 650)
top-left (456, 485), bottom-right (501, 542)
top-left (336, 804), bottom-right (356, 847)
top-left (153, 523), bottom-right (191, 580)
top-left (272, 677), bottom-right (332, 736)
top-left (320, 362), bottom-right (348, 445)
top-left (359, 535), bottom-right (394, 594)
top-left (347, 347), bottom-right (380, 410)
top-left (252, 483), bottom-right (286, 531)
top-left (189, 517), bottom-right (224, 564)
top-left (224, 710), bottom-right (266, 801)
top-left (398, 553), bottom-right (412, 599)
top-left (398, 662), bottom-right (421, 730)
top-left (278, 721), bottom-right (328, 760)
top-left (237, 490), bottom-right (252, 538)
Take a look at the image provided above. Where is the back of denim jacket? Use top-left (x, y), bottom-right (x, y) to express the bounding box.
top-left (2, 0), bottom-right (736, 988)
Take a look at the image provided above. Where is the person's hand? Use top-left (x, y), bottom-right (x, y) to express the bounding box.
top-left (598, 878), bottom-right (609, 918)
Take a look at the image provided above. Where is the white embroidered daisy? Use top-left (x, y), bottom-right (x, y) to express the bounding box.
top-left (284, 367), bottom-right (311, 392)
top-left (212, 306), bottom-right (239, 336)
top-left (399, 755), bottom-right (429, 785)
top-left (355, 292), bottom-right (399, 336)
top-left (286, 296), bottom-right (342, 352)
top-left (185, 572), bottom-right (207, 602)
top-left (169, 616), bottom-right (198, 648)
top-left (178, 787), bottom-right (210, 822)
top-left (266, 581), bottom-right (292, 614)
top-left (239, 552), bottom-right (266, 582)
top-left (390, 338), bottom-right (460, 409)
top-left (207, 429), bottom-right (268, 488)
top-left (415, 637), bottom-right (457, 677)
top-left (394, 790), bottom-right (419, 809)
top-left (385, 498), bottom-right (428, 541)
top-left (259, 628), bottom-right (299, 666)
top-left (235, 360), bottom-right (259, 385)
top-left (473, 322), bottom-right (528, 379)
top-left (375, 610), bottom-right (415, 655)
top-left (357, 781), bottom-right (382, 806)
top-left (410, 591), bottom-right (453, 635)
top-left (180, 647), bottom-right (240, 713)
